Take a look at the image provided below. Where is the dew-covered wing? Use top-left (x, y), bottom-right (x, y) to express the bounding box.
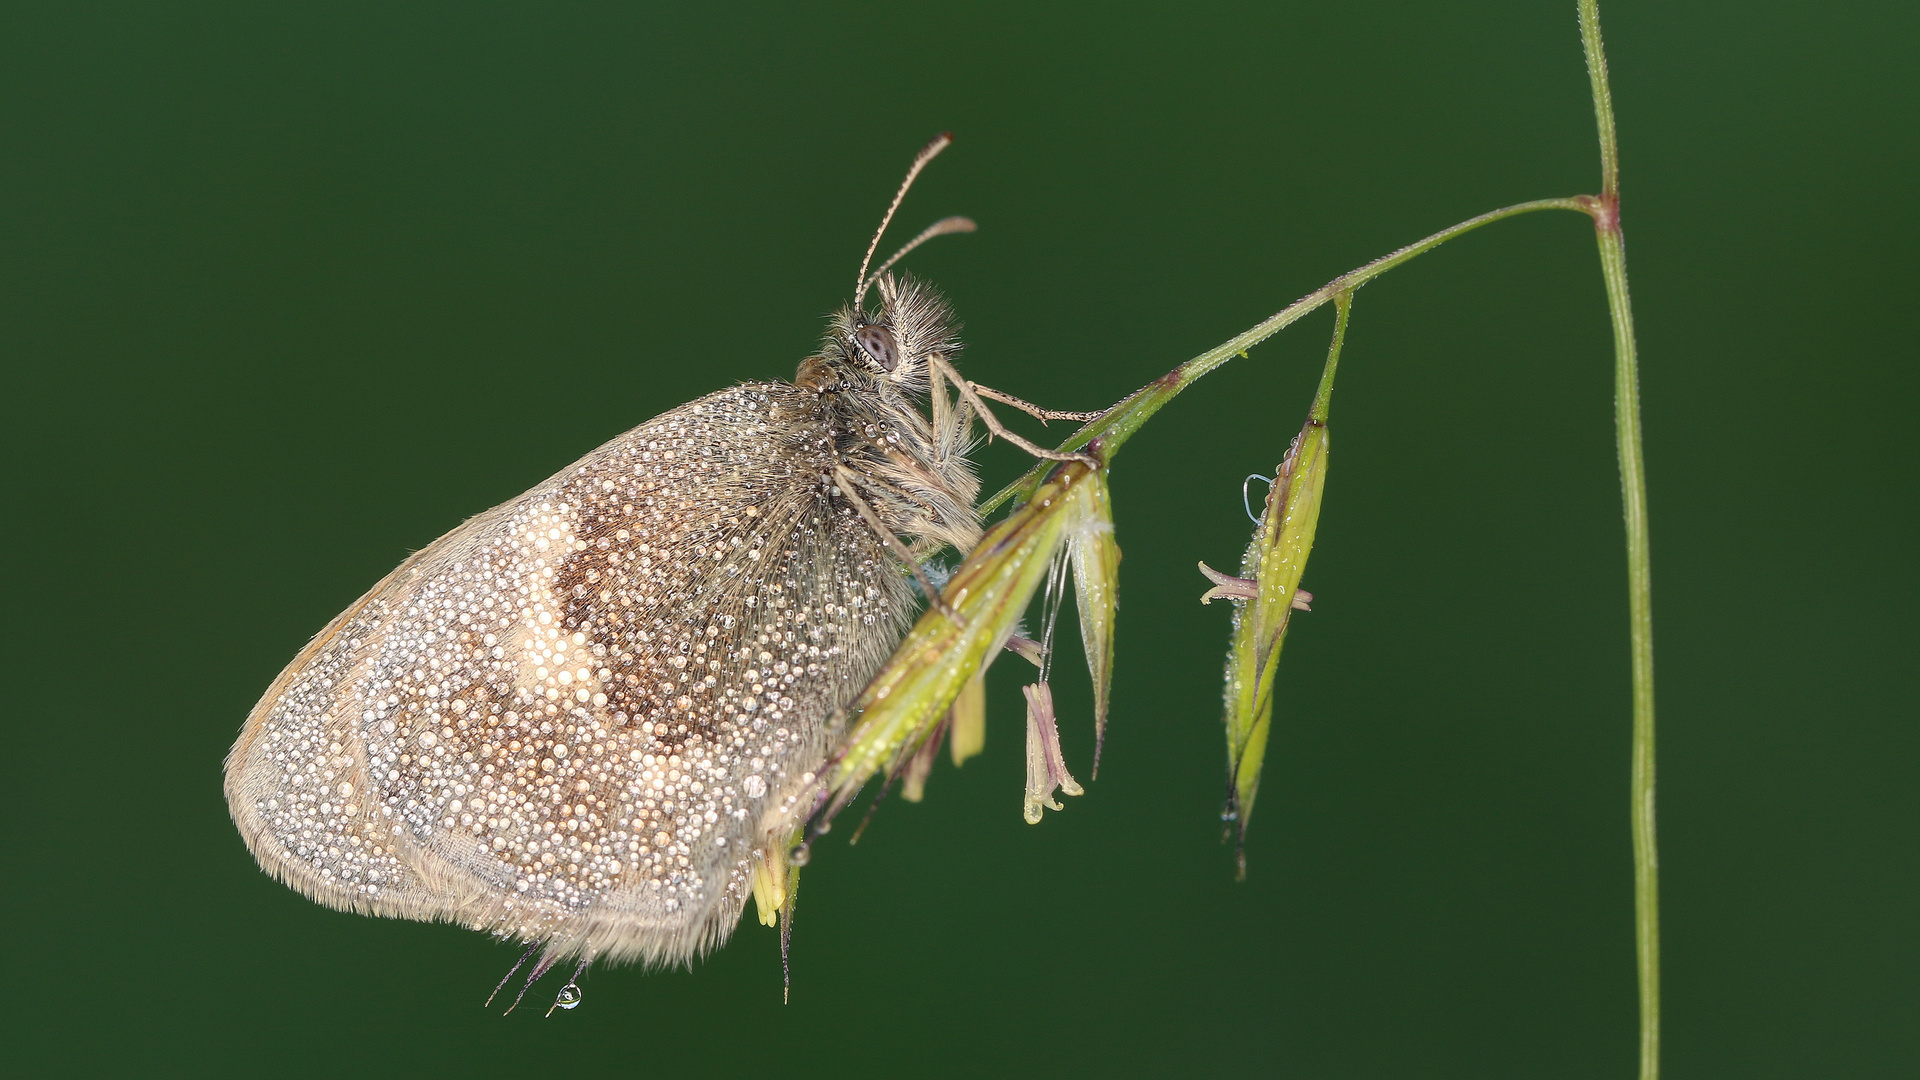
top-left (224, 383), bottom-right (914, 965)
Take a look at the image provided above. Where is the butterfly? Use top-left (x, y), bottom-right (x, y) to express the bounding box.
top-left (223, 133), bottom-right (1089, 1010)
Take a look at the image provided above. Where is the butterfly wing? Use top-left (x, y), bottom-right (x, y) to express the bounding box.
top-left (225, 383), bottom-right (916, 966)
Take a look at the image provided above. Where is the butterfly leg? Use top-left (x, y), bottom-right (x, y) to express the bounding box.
top-left (833, 464), bottom-right (966, 626)
top-left (969, 384), bottom-right (1102, 424)
top-left (501, 950), bottom-right (561, 1016)
top-left (485, 941), bottom-right (541, 1008)
top-left (928, 354), bottom-right (1100, 466)
top-left (545, 958), bottom-right (591, 1017)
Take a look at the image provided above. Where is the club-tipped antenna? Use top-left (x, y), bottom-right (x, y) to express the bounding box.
top-left (856, 215), bottom-right (977, 310)
top-left (854, 132), bottom-right (955, 309)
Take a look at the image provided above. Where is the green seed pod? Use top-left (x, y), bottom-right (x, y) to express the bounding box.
top-left (1220, 417), bottom-right (1328, 852)
top-left (821, 457), bottom-right (1113, 823)
top-left (1207, 294), bottom-right (1348, 878)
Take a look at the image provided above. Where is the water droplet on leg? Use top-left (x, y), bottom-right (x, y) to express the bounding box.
top-left (544, 957), bottom-right (591, 1016)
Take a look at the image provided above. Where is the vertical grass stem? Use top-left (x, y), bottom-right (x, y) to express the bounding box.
top-left (1579, 4), bottom-right (1659, 1078)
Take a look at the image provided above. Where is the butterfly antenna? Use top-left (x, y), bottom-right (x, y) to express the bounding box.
top-left (854, 132), bottom-right (955, 311)
top-left (858, 216), bottom-right (978, 307)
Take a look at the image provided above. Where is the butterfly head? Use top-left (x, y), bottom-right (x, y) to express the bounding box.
top-left (802, 272), bottom-right (958, 396)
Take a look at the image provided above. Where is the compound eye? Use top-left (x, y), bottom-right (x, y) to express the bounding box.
top-left (854, 324), bottom-right (900, 372)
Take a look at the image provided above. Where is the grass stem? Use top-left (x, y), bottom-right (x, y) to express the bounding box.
top-left (1578, 3), bottom-right (1659, 1077)
top-left (982, 196), bottom-right (1588, 514)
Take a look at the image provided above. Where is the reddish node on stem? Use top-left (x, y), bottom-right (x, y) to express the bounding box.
top-left (1576, 192), bottom-right (1620, 234)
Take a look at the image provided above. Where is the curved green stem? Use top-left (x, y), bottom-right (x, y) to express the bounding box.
top-left (1578, 3), bottom-right (1658, 1078)
top-left (981, 196), bottom-right (1588, 515)
top-left (1309, 291), bottom-right (1349, 425)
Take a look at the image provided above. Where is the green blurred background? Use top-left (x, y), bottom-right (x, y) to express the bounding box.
top-left (4, 2), bottom-right (1914, 1076)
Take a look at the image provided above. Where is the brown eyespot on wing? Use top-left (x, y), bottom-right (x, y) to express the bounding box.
top-left (224, 382), bottom-right (912, 967)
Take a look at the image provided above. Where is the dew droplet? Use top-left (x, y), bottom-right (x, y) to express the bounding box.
top-left (742, 775), bottom-right (767, 798)
top-left (554, 983), bottom-right (582, 1010)
top-left (788, 842), bottom-right (810, 867)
